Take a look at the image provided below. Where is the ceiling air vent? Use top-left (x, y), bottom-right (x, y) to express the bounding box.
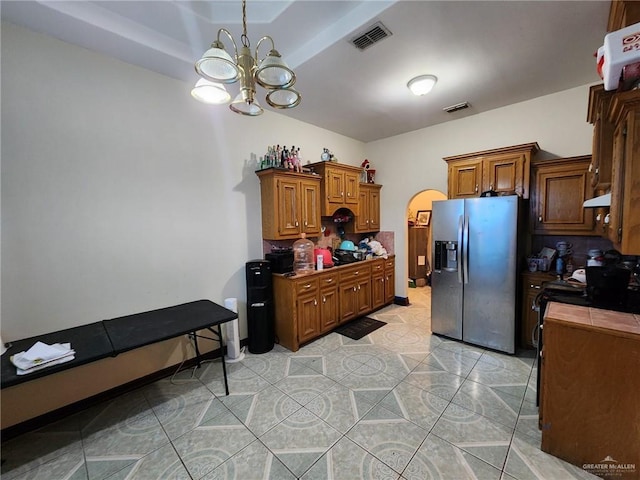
top-left (350, 22), bottom-right (392, 51)
top-left (443, 102), bottom-right (470, 113)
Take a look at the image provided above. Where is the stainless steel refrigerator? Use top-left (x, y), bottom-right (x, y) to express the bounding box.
top-left (431, 196), bottom-right (522, 354)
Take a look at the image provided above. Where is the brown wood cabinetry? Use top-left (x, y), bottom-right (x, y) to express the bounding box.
top-left (272, 257), bottom-right (394, 351)
top-left (587, 85), bottom-right (616, 191)
top-left (353, 183), bottom-right (382, 233)
top-left (519, 271), bottom-right (555, 348)
top-left (530, 156), bottom-right (596, 235)
top-left (308, 162), bottom-right (361, 216)
top-left (540, 303), bottom-right (640, 478)
top-left (444, 143), bottom-right (539, 199)
top-left (408, 227), bottom-right (429, 280)
top-left (339, 263), bottom-right (372, 323)
top-left (607, 91), bottom-right (640, 254)
top-left (256, 169), bottom-right (321, 240)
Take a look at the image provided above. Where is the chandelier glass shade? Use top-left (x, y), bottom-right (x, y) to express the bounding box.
top-left (192, 0), bottom-right (301, 116)
top-left (190, 78), bottom-right (231, 104)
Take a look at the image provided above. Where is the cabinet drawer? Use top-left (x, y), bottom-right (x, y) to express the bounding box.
top-left (319, 272), bottom-right (339, 288)
top-left (371, 260), bottom-right (385, 274)
top-left (339, 265), bottom-right (372, 282)
top-left (384, 258), bottom-right (395, 271)
top-left (295, 278), bottom-right (319, 295)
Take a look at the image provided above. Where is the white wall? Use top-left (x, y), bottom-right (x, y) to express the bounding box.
top-left (1, 22), bottom-right (365, 342)
top-left (368, 84), bottom-right (596, 297)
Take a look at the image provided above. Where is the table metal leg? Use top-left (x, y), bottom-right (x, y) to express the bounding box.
top-left (218, 324), bottom-right (229, 396)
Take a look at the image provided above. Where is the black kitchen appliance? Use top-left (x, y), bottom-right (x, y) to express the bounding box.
top-left (265, 250), bottom-right (294, 274)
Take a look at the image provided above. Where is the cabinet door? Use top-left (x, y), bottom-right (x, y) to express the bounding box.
top-left (344, 171), bottom-right (360, 205)
top-left (532, 157), bottom-right (595, 235)
top-left (326, 168), bottom-right (344, 204)
top-left (448, 159), bottom-right (483, 198)
top-left (300, 180), bottom-right (321, 236)
top-left (484, 153), bottom-right (525, 196)
top-left (368, 187), bottom-right (381, 230)
top-left (354, 189), bottom-right (369, 231)
top-left (297, 293), bottom-right (320, 343)
top-left (356, 278), bottom-right (372, 316)
top-left (371, 272), bottom-right (385, 309)
top-left (320, 286), bottom-right (339, 332)
top-left (608, 93), bottom-right (640, 254)
top-left (384, 268), bottom-right (395, 304)
top-left (339, 281), bottom-right (358, 323)
top-left (277, 178), bottom-right (301, 237)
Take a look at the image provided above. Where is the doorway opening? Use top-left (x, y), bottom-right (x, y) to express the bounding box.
top-left (406, 189), bottom-right (446, 293)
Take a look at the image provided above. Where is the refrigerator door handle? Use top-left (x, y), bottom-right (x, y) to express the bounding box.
top-left (457, 215), bottom-right (464, 284)
top-left (462, 214), bottom-right (470, 284)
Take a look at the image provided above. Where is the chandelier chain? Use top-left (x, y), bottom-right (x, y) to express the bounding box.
top-left (241, 0), bottom-right (249, 47)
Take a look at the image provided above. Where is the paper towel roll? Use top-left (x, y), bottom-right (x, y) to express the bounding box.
top-left (224, 297), bottom-right (238, 313)
top-left (223, 298), bottom-right (244, 362)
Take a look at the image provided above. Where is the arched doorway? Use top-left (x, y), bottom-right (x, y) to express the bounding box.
top-left (406, 189), bottom-right (446, 292)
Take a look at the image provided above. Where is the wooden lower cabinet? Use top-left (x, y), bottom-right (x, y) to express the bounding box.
top-left (519, 271), bottom-right (555, 348)
top-left (541, 303), bottom-right (640, 479)
top-left (339, 264), bottom-right (372, 323)
top-left (272, 257), bottom-right (394, 351)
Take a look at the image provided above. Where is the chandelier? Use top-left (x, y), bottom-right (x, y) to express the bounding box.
top-left (191, 0), bottom-right (301, 116)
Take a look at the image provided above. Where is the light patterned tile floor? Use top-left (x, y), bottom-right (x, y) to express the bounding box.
top-left (1, 287), bottom-right (600, 480)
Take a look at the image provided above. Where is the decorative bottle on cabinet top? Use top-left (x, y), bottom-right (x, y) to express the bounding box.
top-left (293, 233), bottom-right (315, 275)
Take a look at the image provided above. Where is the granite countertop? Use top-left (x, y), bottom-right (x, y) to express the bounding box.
top-left (274, 255), bottom-right (394, 278)
top-left (545, 302), bottom-right (640, 339)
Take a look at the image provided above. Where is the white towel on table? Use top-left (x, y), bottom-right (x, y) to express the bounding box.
top-left (11, 341), bottom-right (75, 374)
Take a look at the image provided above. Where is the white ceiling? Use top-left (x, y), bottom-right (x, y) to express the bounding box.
top-left (1, 1), bottom-right (610, 142)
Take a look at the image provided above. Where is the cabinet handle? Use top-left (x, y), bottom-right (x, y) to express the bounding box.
top-left (304, 220), bottom-right (308, 226)
top-left (596, 213), bottom-right (602, 222)
top-left (358, 285), bottom-right (361, 291)
top-left (529, 284), bottom-right (540, 289)
top-left (475, 184), bottom-right (478, 193)
top-left (489, 183), bottom-right (493, 190)
top-left (366, 219), bottom-right (369, 224)
top-left (353, 286), bottom-right (357, 292)
top-left (303, 284), bottom-right (311, 289)
top-left (604, 213), bottom-right (610, 225)
top-left (381, 278), bottom-right (385, 283)
top-left (322, 296), bottom-right (326, 303)
top-left (588, 163), bottom-right (593, 172)
top-left (538, 215), bottom-right (543, 222)
top-left (354, 271), bottom-right (359, 275)
top-left (595, 168), bottom-right (599, 175)
top-left (341, 191), bottom-right (344, 197)
top-left (295, 220), bottom-right (299, 227)
top-left (325, 278), bottom-right (333, 283)
top-left (618, 227), bottom-right (622, 243)
top-left (314, 299), bottom-right (317, 306)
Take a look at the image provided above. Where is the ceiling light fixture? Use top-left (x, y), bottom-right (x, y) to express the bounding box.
top-left (192, 0), bottom-right (301, 116)
top-left (407, 74), bottom-right (438, 96)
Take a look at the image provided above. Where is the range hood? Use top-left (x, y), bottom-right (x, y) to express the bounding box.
top-left (583, 192), bottom-right (611, 208)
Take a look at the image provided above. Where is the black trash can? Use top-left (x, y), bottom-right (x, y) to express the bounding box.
top-left (246, 260), bottom-right (275, 354)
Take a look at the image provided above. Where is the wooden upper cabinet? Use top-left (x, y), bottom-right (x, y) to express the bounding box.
top-left (607, 91), bottom-right (640, 254)
top-left (608, 0), bottom-right (640, 31)
top-left (448, 158), bottom-right (483, 198)
top-left (531, 156), bottom-right (596, 235)
top-left (587, 85), bottom-right (616, 192)
top-left (256, 169), bottom-right (321, 240)
top-left (353, 183), bottom-right (382, 233)
top-left (445, 143), bottom-right (538, 199)
top-left (484, 152), bottom-right (525, 196)
top-left (308, 162), bottom-right (362, 216)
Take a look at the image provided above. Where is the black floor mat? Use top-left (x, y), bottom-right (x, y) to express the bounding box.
top-left (334, 317), bottom-right (386, 340)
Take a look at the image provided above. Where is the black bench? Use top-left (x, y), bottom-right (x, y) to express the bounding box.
top-left (1, 300), bottom-right (238, 394)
